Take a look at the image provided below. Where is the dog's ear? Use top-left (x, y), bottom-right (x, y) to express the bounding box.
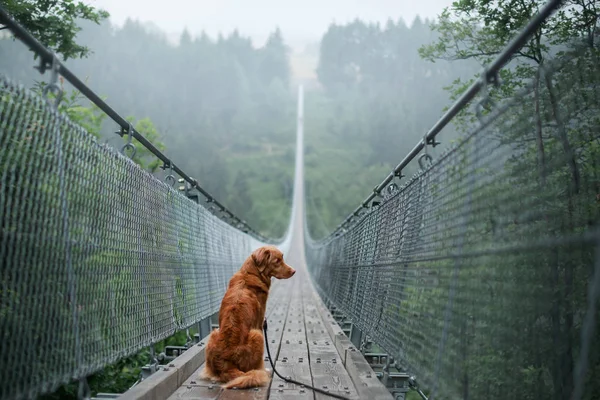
top-left (252, 247), bottom-right (271, 272)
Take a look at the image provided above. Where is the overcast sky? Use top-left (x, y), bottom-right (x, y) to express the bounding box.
top-left (89, 0), bottom-right (451, 50)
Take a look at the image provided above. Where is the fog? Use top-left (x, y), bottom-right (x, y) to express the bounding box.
top-left (90, 0), bottom-right (452, 49)
top-left (0, 0), bottom-right (479, 239)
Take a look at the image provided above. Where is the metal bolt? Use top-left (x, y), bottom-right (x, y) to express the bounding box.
top-left (323, 385), bottom-right (328, 389)
top-left (208, 384), bottom-right (214, 390)
top-left (190, 381), bottom-right (196, 384)
top-left (344, 386), bottom-right (349, 390)
top-left (279, 384), bottom-right (284, 388)
top-left (367, 373), bottom-right (372, 378)
top-left (317, 358), bottom-right (321, 363)
top-left (299, 357), bottom-right (303, 363)
top-left (286, 340), bottom-right (290, 344)
top-left (272, 340), bottom-right (275, 343)
top-left (278, 389), bottom-right (283, 393)
top-left (169, 363), bottom-right (175, 367)
top-left (300, 389), bottom-right (306, 393)
top-left (187, 386), bottom-right (191, 389)
top-left (253, 387), bottom-right (259, 392)
top-left (332, 358), bottom-right (337, 363)
top-left (299, 340), bottom-right (303, 344)
top-left (163, 368), bottom-right (170, 371)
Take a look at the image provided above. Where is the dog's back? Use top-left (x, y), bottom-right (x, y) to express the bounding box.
top-left (201, 246), bottom-right (295, 389)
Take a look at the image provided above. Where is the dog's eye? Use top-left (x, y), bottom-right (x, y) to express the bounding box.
top-left (277, 258), bottom-right (282, 263)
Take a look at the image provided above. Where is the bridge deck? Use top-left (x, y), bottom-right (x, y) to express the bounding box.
top-left (117, 102), bottom-right (392, 399)
top-left (167, 271), bottom-right (380, 400)
top-left (119, 270), bottom-right (392, 400)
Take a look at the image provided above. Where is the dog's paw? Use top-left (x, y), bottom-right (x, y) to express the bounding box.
top-left (264, 368), bottom-right (272, 377)
top-left (199, 368), bottom-right (215, 381)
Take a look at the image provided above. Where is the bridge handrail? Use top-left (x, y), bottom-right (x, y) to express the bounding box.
top-left (0, 5), bottom-right (269, 242)
top-left (323, 0), bottom-right (563, 241)
top-left (303, 0), bottom-right (600, 398)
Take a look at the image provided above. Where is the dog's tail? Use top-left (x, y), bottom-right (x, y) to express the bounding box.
top-left (222, 369), bottom-right (270, 389)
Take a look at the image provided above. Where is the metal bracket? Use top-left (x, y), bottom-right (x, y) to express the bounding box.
top-left (418, 133), bottom-right (436, 170)
top-left (476, 67), bottom-right (501, 123)
top-left (408, 376), bottom-right (429, 400)
top-left (370, 187), bottom-right (383, 208)
top-left (40, 53), bottom-right (63, 110)
top-left (77, 378), bottom-right (91, 400)
top-left (141, 345), bottom-right (160, 381)
top-left (120, 123), bottom-right (136, 159)
top-left (161, 161), bottom-right (176, 187)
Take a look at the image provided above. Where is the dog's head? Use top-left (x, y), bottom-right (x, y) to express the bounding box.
top-left (251, 246), bottom-right (295, 280)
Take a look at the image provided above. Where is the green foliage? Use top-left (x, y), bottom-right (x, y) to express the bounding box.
top-left (306, 17), bottom-right (479, 238)
top-left (1, 0), bottom-right (109, 60)
top-left (122, 116), bottom-right (166, 173)
top-left (418, 0), bottom-right (600, 129)
top-left (32, 78), bottom-right (106, 138)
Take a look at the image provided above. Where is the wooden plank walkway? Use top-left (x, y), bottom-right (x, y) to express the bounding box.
top-left (155, 266), bottom-right (391, 400)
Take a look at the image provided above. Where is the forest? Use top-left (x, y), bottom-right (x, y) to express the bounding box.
top-left (0, 5), bottom-right (478, 240)
top-left (1, 0), bottom-right (599, 398)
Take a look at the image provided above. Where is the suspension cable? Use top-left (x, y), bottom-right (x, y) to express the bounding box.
top-left (0, 4), bottom-right (268, 242)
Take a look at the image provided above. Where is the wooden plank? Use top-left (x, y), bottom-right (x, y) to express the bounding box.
top-left (167, 384), bottom-right (222, 400)
top-left (306, 282), bottom-right (393, 400)
top-left (122, 338), bottom-right (208, 400)
top-left (300, 282), bottom-right (360, 400)
top-left (166, 279), bottom-right (294, 400)
top-left (345, 349), bottom-right (395, 400)
top-left (269, 279), bottom-right (312, 400)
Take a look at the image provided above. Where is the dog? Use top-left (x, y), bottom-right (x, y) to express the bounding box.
top-left (200, 245), bottom-right (296, 389)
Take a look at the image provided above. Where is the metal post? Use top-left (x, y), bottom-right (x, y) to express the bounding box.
top-left (349, 323), bottom-right (363, 349)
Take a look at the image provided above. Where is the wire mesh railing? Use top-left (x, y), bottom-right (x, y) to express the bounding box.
top-left (305, 4), bottom-right (600, 400)
top-left (0, 72), bottom-right (270, 400)
top-left (0, 7), bottom-right (282, 400)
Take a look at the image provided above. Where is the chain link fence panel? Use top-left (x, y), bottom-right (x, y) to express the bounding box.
top-left (0, 75), bottom-right (267, 400)
top-left (305, 44), bottom-right (600, 400)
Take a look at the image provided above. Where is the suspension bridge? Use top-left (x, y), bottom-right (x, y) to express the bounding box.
top-left (1, 0), bottom-right (599, 399)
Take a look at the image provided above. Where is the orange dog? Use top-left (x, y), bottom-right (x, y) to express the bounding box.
top-left (201, 245), bottom-right (296, 389)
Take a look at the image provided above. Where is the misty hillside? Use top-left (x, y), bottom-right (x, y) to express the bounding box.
top-left (0, 16), bottom-right (478, 239)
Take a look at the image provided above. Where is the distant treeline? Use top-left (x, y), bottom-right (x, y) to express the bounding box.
top-left (0, 15), bottom-right (475, 240)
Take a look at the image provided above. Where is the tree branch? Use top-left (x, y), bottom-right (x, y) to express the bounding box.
top-left (451, 51), bottom-right (500, 60)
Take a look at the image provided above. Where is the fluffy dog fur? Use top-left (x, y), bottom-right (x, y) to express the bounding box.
top-left (200, 245), bottom-right (296, 389)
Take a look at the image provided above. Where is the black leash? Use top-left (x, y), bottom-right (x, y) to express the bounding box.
top-left (262, 319), bottom-right (352, 400)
